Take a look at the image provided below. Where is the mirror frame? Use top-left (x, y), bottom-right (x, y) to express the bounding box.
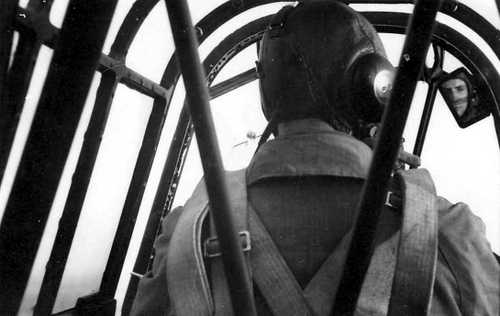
top-left (437, 67), bottom-right (491, 128)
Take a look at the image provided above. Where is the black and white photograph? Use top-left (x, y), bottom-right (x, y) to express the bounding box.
top-left (0, 0), bottom-right (499, 315)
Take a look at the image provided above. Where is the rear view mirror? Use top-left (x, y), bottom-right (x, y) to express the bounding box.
top-left (438, 67), bottom-right (490, 128)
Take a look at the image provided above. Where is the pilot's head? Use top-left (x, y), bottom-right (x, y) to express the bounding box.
top-left (258, 0), bottom-right (394, 137)
top-left (441, 77), bottom-right (469, 117)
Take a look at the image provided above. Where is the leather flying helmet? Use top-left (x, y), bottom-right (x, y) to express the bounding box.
top-left (258, 0), bottom-right (395, 136)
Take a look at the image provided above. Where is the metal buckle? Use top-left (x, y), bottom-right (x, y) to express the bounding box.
top-left (385, 191), bottom-right (396, 209)
top-left (204, 230), bottom-right (251, 258)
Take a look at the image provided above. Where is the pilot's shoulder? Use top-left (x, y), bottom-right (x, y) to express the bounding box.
top-left (435, 196), bottom-right (486, 235)
top-left (434, 197), bottom-right (499, 315)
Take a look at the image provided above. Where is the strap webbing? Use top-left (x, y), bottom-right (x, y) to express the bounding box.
top-left (246, 169), bottom-right (438, 316)
top-left (248, 207), bottom-right (315, 315)
top-left (304, 230), bottom-right (353, 316)
top-left (167, 168), bottom-right (437, 316)
top-left (249, 202), bottom-right (400, 316)
top-left (210, 254), bottom-right (234, 315)
top-left (209, 170), bottom-right (252, 316)
top-left (387, 169), bottom-right (438, 316)
top-left (166, 181), bottom-right (213, 316)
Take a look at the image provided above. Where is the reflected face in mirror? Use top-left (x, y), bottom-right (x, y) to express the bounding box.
top-left (437, 67), bottom-right (491, 128)
top-left (440, 78), bottom-right (469, 117)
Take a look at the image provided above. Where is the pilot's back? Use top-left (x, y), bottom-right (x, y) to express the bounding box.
top-left (247, 119), bottom-right (369, 287)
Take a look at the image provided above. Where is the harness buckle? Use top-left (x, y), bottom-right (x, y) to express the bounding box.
top-left (204, 230), bottom-right (251, 258)
top-left (385, 190), bottom-right (402, 210)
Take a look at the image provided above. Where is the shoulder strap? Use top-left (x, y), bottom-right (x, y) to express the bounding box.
top-left (166, 180), bottom-right (213, 316)
top-left (167, 168), bottom-right (438, 316)
top-left (208, 170), bottom-right (251, 316)
top-left (246, 168), bottom-right (437, 316)
top-left (305, 169), bottom-right (438, 316)
top-left (248, 206), bottom-right (315, 315)
top-left (387, 168), bottom-right (438, 316)
top-left (209, 170), bottom-right (314, 316)
top-left (166, 170), bottom-right (251, 316)
top-left (305, 189), bottom-right (401, 316)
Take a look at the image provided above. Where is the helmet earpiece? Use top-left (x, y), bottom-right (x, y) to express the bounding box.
top-left (339, 53), bottom-right (395, 127)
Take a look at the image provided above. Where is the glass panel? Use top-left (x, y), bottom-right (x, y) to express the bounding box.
top-left (423, 99), bottom-right (500, 253)
top-left (8, 31), bottom-right (19, 70)
top-left (170, 44), bottom-right (266, 210)
top-left (49, 0), bottom-right (69, 29)
top-left (16, 69), bottom-right (102, 315)
top-left (126, 1), bottom-right (172, 82)
top-left (384, 34), bottom-right (500, 253)
top-left (0, 45), bottom-right (54, 220)
top-left (425, 52), bottom-right (499, 252)
top-left (114, 80), bottom-right (187, 314)
top-left (53, 85), bottom-right (153, 313)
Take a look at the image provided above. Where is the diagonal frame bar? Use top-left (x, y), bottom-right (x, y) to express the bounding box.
top-left (0, 0), bottom-right (17, 100)
top-left (332, 0), bottom-right (443, 315)
top-left (164, 0), bottom-right (257, 315)
top-left (0, 1), bottom-right (55, 190)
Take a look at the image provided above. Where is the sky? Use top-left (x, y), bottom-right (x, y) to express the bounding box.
top-left (1, 0), bottom-right (499, 315)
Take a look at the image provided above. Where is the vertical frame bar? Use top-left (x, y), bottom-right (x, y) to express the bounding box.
top-left (34, 0), bottom-right (159, 313)
top-left (122, 16), bottom-right (266, 314)
top-left (121, 106), bottom-right (192, 316)
top-left (0, 0), bottom-right (21, 178)
top-left (0, 0), bottom-right (17, 98)
top-left (412, 83), bottom-right (438, 157)
top-left (98, 87), bottom-right (171, 299)
top-left (98, 0), bottom-right (266, 303)
top-left (332, 0), bottom-right (443, 315)
top-left (413, 44), bottom-right (443, 157)
top-left (34, 72), bottom-right (119, 315)
top-left (0, 0), bottom-right (54, 183)
top-left (0, 1), bottom-right (118, 313)
top-left (164, 0), bottom-right (257, 315)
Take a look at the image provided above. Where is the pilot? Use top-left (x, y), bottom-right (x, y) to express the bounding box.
top-left (131, 1), bottom-right (499, 315)
top-left (440, 76), bottom-right (469, 117)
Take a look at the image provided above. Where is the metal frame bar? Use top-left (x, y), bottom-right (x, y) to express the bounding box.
top-left (15, 11), bottom-right (261, 310)
top-left (366, 10), bottom-right (500, 141)
top-left (0, 0), bottom-right (55, 181)
top-left (120, 68), bottom-right (258, 313)
top-left (121, 16), bottom-right (269, 315)
top-left (0, 0), bottom-right (17, 98)
top-left (34, 70), bottom-right (120, 315)
top-left (332, 0), bottom-right (443, 314)
top-left (12, 8), bottom-right (170, 102)
top-left (0, 1), bottom-right (118, 314)
top-left (35, 0), bottom-right (161, 313)
top-left (210, 68), bottom-right (259, 99)
top-left (98, 71), bottom-right (174, 300)
top-left (120, 105), bottom-right (193, 316)
top-left (413, 44), bottom-right (444, 157)
top-left (413, 83), bottom-right (439, 156)
top-left (9, 0), bottom-right (500, 112)
top-left (0, 0), bottom-right (24, 179)
top-left (94, 1), bottom-right (269, 308)
top-left (164, 0), bottom-right (257, 314)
